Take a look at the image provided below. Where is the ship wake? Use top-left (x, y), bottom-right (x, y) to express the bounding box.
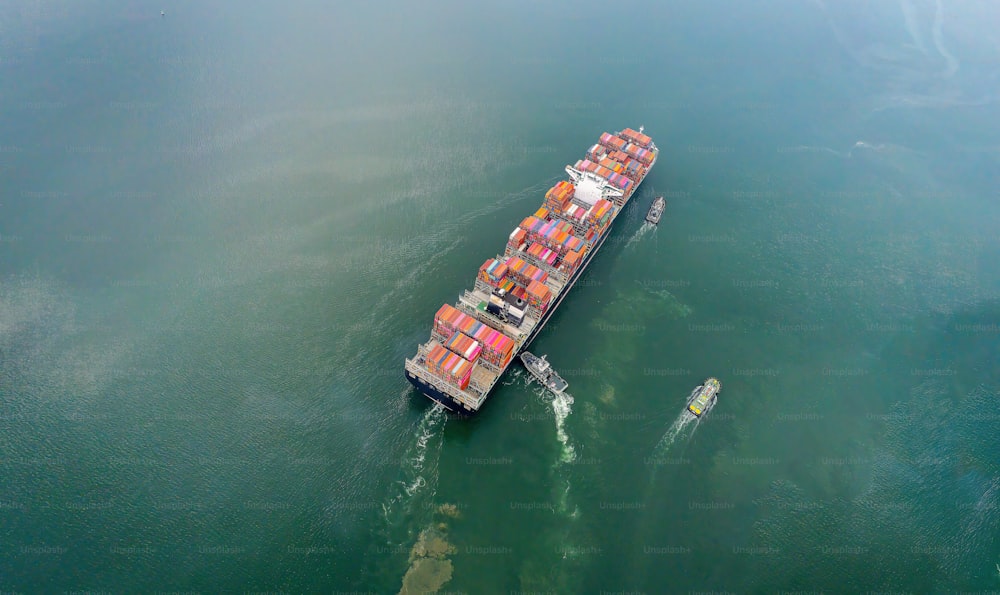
top-left (550, 389), bottom-right (581, 520)
top-left (625, 221), bottom-right (655, 250)
top-left (652, 408), bottom-right (700, 457)
top-left (526, 379), bottom-right (580, 519)
top-left (382, 404), bottom-right (448, 535)
top-left (552, 391), bottom-right (576, 465)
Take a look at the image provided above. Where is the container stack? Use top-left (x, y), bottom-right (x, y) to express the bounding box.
top-left (594, 165), bottom-right (614, 180)
top-left (471, 324), bottom-right (515, 367)
top-left (562, 249), bottom-right (582, 273)
top-left (559, 232), bottom-right (585, 254)
top-left (574, 159), bottom-right (601, 174)
top-left (587, 143), bottom-right (607, 162)
top-left (586, 199), bottom-right (614, 228)
top-left (609, 150), bottom-right (630, 163)
top-left (518, 217), bottom-right (581, 256)
top-left (563, 203), bottom-right (589, 226)
top-left (543, 220), bottom-right (585, 255)
top-left (599, 157), bottom-right (624, 174)
top-left (434, 303), bottom-right (474, 341)
top-left (624, 143), bottom-right (655, 166)
top-left (599, 132), bottom-right (627, 152)
top-left (508, 228), bottom-right (527, 253)
top-left (444, 331), bottom-right (482, 364)
top-left (607, 172), bottom-right (633, 191)
top-left (623, 159), bottom-right (645, 180)
top-left (544, 181), bottom-right (574, 211)
top-left (478, 258), bottom-right (508, 288)
top-left (505, 255), bottom-right (549, 286)
top-left (518, 216), bottom-right (546, 251)
top-left (534, 207), bottom-right (549, 219)
top-left (621, 127), bottom-right (653, 149)
top-left (427, 344), bottom-right (473, 390)
top-left (526, 279), bottom-right (553, 311)
top-left (526, 242), bottom-right (558, 266)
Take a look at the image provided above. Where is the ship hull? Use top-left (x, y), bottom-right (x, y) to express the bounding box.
top-left (405, 369), bottom-right (477, 417)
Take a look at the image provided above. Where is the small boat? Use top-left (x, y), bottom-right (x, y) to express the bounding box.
top-left (646, 195), bottom-right (665, 224)
top-left (687, 377), bottom-right (720, 417)
top-left (520, 352), bottom-right (568, 394)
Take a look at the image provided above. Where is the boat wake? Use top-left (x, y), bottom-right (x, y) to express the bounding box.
top-left (382, 404), bottom-right (448, 533)
top-left (550, 390), bottom-right (580, 521)
top-left (552, 391), bottom-right (576, 465)
top-left (625, 222), bottom-right (655, 250)
top-left (652, 408), bottom-right (700, 457)
top-left (525, 378), bottom-right (579, 519)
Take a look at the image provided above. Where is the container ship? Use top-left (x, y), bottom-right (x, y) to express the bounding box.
top-left (404, 127), bottom-right (659, 415)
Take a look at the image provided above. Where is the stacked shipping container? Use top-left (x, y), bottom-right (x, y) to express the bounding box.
top-left (526, 279), bottom-right (552, 311)
top-left (563, 203), bottom-right (588, 225)
top-left (445, 331), bottom-right (482, 363)
top-left (478, 258), bottom-right (508, 288)
top-left (599, 132), bottom-right (627, 152)
top-left (427, 343), bottom-right (473, 390)
top-left (623, 142), bottom-right (655, 166)
top-left (526, 242), bottom-right (558, 266)
top-left (505, 255), bottom-right (549, 286)
top-left (562, 249), bottom-right (582, 272)
top-left (599, 157), bottom-right (624, 174)
top-left (518, 216), bottom-right (586, 256)
top-left (508, 228), bottom-right (528, 252)
top-left (471, 324), bottom-right (515, 367)
top-left (544, 181), bottom-right (575, 212)
top-left (587, 199), bottom-right (613, 227)
top-left (587, 143), bottom-right (607, 162)
top-left (433, 304), bottom-right (516, 368)
top-left (621, 127), bottom-right (653, 148)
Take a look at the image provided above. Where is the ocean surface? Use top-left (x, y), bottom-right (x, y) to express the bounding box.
top-left (2, 0), bottom-right (999, 592)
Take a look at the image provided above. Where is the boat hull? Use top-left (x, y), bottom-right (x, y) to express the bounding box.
top-left (405, 369), bottom-right (477, 417)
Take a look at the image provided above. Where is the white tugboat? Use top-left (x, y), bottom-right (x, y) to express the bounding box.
top-left (646, 195), bottom-right (665, 224)
top-left (520, 352), bottom-right (568, 394)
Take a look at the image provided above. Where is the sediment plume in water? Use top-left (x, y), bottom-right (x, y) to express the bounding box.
top-left (398, 503), bottom-right (461, 595)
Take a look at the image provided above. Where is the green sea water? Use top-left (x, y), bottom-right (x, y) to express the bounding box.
top-left (2, 0), bottom-right (999, 592)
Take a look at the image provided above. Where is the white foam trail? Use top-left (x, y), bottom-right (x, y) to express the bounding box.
top-left (552, 391), bottom-right (576, 464)
top-left (644, 407), bottom-right (702, 492)
top-left (382, 404), bottom-right (447, 526)
top-left (625, 222), bottom-right (655, 250)
top-left (931, 0), bottom-right (959, 77)
top-left (847, 141), bottom-right (886, 157)
top-left (653, 409), bottom-right (699, 454)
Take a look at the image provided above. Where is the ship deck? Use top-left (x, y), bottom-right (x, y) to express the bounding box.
top-left (407, 339), bottom-right (503, 410)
